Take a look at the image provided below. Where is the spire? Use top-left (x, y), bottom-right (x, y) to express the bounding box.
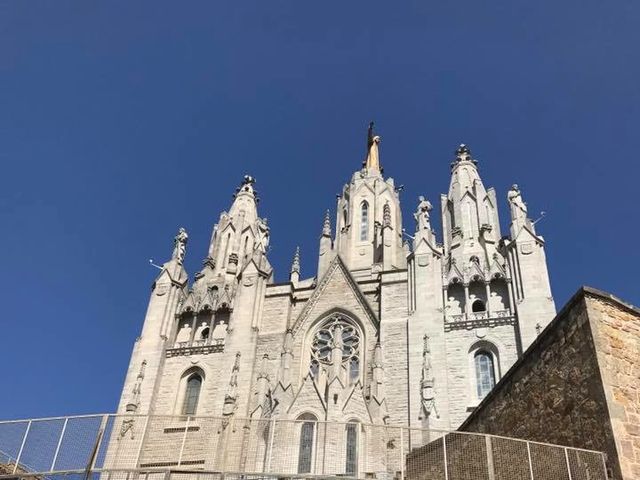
top-left (289, 246), bottom-right (300, 284)
top-left (290, 246), bottom-right (300, 274)
top-left (229, 175), bottom-right (259, 219)
top-left (322, 209), bottom-right (332, 236)
top-left (364, 121), bottom-right (381, 172)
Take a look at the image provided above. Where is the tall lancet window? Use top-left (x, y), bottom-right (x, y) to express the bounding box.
top-left (360, 201), bottom-right (369, 241)
top-left (182, 373), bottom-right (202, 415)
top-left (474, 351), bottom-right (495, 399)
top-left (345, 422), bottom-right (359, 476)
top-left (297, 413), bottom-right (317, 474)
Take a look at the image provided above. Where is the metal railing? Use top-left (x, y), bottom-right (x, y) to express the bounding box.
top-left (0, 414), bottom-right (607, 480)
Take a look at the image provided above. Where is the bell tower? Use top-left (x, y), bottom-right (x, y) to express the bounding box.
top-left (333, 122), bottom-right (406, 277)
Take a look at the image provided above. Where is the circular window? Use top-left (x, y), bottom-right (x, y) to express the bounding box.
top-left (310, 315), bottom-right (360, 374)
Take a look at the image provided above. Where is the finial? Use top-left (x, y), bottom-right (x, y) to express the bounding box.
top-left (453, 144), bottom-right (477, 167)
top-left (233, 175), bottom-right (258, 199)
top-left (322, 210), bottom-right (332, 236)
top-left (172, 227), bottom-right (189, 264)
top-left (383, 203), bottom-right (391, 227)
top-left (291, 246), bottom-right (300, 274)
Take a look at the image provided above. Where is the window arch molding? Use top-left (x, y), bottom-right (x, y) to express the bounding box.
top-left (303, 310), bottom-right (365, 385)
top-left (174, 367), bottom-right (206, 416)
top-left (467, 340), bottom-right (501, 405)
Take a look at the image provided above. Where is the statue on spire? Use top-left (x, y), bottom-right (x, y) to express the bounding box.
top-left (364, 121), bottom-right (381, 172)
top-left (414, 196), bottom-right (433, 232)
top-left (172, 227), bottom-right (189, 264)
top-left (508, 184), bottom-right (528, 225)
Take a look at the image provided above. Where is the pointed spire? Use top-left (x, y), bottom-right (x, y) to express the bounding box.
top-left (364, 121), bottom-right (381, 172)
top-left (322, 209), bottom-right (332, 236)
top-left (291, 247), bottom-right (300, 274)
top-left (290, 247), bottom-right (300, 284)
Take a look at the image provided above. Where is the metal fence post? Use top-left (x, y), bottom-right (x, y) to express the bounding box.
top-left (443, 433), bottom-right (449, 480)
top-left (485, 436), bottom-right (496, 480)
top-left (526, 441), bottom-right (534, 480)
top-left (85, 414), bottom-right (109, 480)
top-left (177, 416), bottom-right (190, 467)
top-left (51, 417), bottom-right (69, 471)
top-left (399, 427), bottom-right (405, 480)
top-left (265, 417), bottom-right (276, 473)
top-left (13, 420), bottom-right (32, 474)
top-left (221, 417), bottom-right (234, 479)
top-left (564, 447), bottom-right (573, 480)
top-left (135, 415), bottom-right (150, 468)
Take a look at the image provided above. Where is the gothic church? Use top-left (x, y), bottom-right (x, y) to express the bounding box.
top-left (115, 124), bottom-right (556, 437)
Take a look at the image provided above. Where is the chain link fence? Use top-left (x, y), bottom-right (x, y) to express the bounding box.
top-left (0, 414), bottom-right (607, 480)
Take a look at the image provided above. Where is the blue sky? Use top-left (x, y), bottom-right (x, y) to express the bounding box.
top-left (1, 1), bottom-right (638, 419)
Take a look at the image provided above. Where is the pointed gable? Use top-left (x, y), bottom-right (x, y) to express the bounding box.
top-left (290, 256), bottom-right (378, 336)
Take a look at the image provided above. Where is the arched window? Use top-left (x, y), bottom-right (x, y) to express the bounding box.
top-left (345, 422), bottom-right (359, 476)
top-left (182, 374), bottom-right (202, 415)
top-left (360, 202), bottom-right (369, 241)
top-left (472, 299), bottom-right (486, 312)
top-left (297, 414), bottom-right (316, 474)
top-left (474, 351), bottom-right (495, 399)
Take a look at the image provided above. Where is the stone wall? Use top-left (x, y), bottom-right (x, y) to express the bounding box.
top-left (587, 294), bottom-right (640, 480)
top-left (460, 287), bottom-right (640, 480)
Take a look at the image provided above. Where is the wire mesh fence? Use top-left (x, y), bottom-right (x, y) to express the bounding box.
top-left (0, 414), bottom-right (607, 480)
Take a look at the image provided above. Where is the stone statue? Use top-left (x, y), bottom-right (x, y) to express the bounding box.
top-left (256, 217), bottom-right (270, 253)
top-left (172, 227), bottom-right (189, 264)
top-left (364, 122), bottom-right (381, 171)
top-left (414, 196), bottom-right (433, 231)
top-left (508, 184), bottom-right (528, 223)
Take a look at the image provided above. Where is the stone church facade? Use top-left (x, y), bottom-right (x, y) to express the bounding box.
top-left (110, 126), bottom-right (556, 472)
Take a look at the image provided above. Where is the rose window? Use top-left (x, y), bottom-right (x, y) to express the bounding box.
top-left (310, 316), bottom-right (360, 383)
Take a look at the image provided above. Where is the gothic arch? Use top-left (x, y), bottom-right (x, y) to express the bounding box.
top-left (467, 340), bottom-right (501, 404)
top-left (174, 366), bottom-right (206, 416)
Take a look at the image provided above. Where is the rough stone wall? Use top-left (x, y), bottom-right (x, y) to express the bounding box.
top-left (459, 289), bottom-right (629, 479)
top-left (587, 295), bottom-right (640, 480)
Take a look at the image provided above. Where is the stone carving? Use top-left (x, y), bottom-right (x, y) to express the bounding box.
top-left (172, 228), bottom-right (189, 264)
top-left (126, 360), bottom-right (146, 413)
top-left (256, 218), bottom-right (270, 253)
top-left (420, 335), bottom-right (438, 419)
top-left (364, 122), bottom-right (381, 171)
top-left (175, 323), bottom-right (192, 344)
top-left (508, 184), bottom-right (528, 225)
top-left (454, 144), bottom-right (475, 164)
top-left (223, 352), bottom-right (241, 416)
top-left (414, 196), bottom-right (433, 231)
top-left (383, 203), bottom-right (391, 228)
top-left (118, 419), bottom-right (135, 440)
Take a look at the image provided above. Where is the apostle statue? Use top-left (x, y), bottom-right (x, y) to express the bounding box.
top-left (256, 217), bottom-right (270, 253)
top-left (414, 196), bottom-right (433, 231)
top-left (507, 184), bottom-right (528, 224)
top-left (172, 227), bottom-right (188, 264)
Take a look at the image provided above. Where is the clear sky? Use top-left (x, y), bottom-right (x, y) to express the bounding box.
top-left (1, 1), bottom-right (638, 419)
